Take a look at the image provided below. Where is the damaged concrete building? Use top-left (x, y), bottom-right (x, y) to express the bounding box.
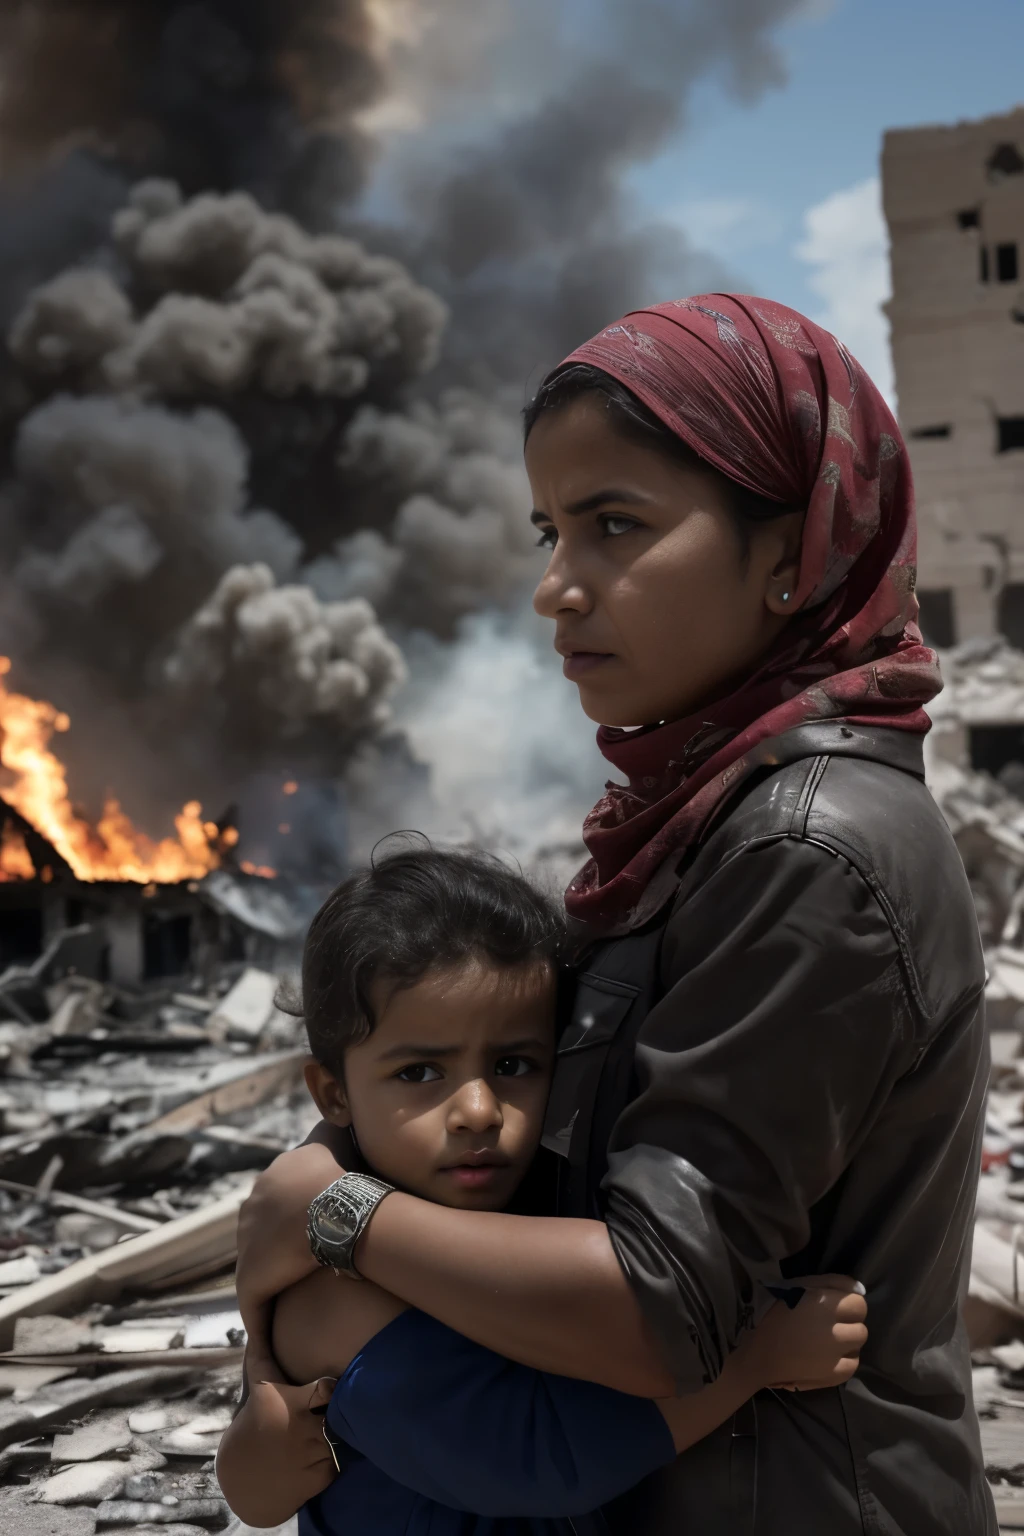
top-left (883, 103), bottom-right (1024, 649)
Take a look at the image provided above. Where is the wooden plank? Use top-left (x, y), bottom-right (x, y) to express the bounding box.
top-left (145, 1049), bottom-right (306, 1134)
top-left (0, 1178), bottom-right (159, 1234)
top-left (0, 1185), bottom-right (252, 1350)
top-left (0, 1347), bottom-right (242, 1369)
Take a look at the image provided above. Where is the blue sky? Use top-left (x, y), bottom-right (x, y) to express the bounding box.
top-left (630, 0), bottom-right (1024, 400)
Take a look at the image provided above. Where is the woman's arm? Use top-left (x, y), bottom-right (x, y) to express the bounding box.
top-left (235, 1141), bottom-right (673, 1396)
top-left (241, 1268), bottom-right (864, 1521)
top-left (236, 840), bottom-right (900, 1396)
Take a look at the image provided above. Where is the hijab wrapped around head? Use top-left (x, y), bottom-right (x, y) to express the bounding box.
top-left (556, 294), bottom-right (941, 933)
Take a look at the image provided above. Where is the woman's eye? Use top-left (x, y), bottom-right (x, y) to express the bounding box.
top-left (534, 525), bottom-right (557, 550)
top-left (494, 1055), bottom-right (534, 1078)
top-left (396, 1063), bottom-right (442, 1083)
top-left (600, 513), bottom-right (640, 538)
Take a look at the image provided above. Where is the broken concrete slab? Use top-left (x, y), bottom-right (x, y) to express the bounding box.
top-left (0, 1367), bottom-right (192, 1451)
top-left (0, 1362), bottom-right (76, 1398)
top-left (91, 1324), bottom-right (185, 1354)
top-left (114, 1527), bottom-right (213, 1536)
top-left (39, 1460), bottom-right (128, 1505)
top-left (13, 1315), bottom-right (93, 1355)
top-left (0, 1489), bottom-right (96, 1534)
top-left (93, 1500), bottom-right (227, 1526)
top-left (126, 1442), bottom-right (169, 1474)
top-left (208, 969), bottom-right (278, 1042)
top-left (0, 1253), bottom-right (43, 1286)
top-left (115, 1528), bottom-right (213, 1536)
top-left (127, 1409), bottom-right (169, 1435)
top-left (51, 1413), bottom-right (131, 1463)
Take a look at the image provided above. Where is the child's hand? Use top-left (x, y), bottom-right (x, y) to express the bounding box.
top-left (216, 1370), bottom-right (338, 1527)
top-left (739, 1273), bottom-right (868, 1393)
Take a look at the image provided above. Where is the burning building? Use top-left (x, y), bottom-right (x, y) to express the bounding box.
top-left (0, 656), bottom-right (305, 987)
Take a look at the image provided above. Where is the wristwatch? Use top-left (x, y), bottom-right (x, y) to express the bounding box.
top-left (306, 1172), bottom-right (395, 1277)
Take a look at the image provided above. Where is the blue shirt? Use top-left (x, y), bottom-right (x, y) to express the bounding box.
top-left (299, 1307), bottom-right (675, 1536)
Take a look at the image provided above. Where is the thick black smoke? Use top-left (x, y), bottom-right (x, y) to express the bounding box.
top-left (0, 2), bottom-right (382, 206)
top-left (0, 0), bottom-right (807, 862)
top-left (373, 0), bottom-right (801, 386)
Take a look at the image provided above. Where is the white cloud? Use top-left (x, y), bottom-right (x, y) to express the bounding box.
top-left (794, 176), bottom-right (895, 405)
top-left (672, 196), bottom-right (784, 255)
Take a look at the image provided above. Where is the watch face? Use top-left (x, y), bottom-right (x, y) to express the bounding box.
top-left (313, 1195), bottom-right (359, 1248)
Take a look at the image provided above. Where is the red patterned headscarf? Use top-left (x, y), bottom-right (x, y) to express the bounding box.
top-left (557, 295), bottom-right (941, 933)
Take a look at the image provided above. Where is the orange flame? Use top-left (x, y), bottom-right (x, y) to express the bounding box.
top-left (0, 659), bottom-right (226, 884)
top-left (241, 859), bottom-right (277, 880)
top-left (0, 819), bottom-right (35, 881)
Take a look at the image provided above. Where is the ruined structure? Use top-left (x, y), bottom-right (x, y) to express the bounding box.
top-left (883, 104), bottom-right (1024, 648)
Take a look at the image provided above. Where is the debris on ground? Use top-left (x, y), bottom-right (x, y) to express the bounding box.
top-left (0, 919), bottom-right (314, 1532)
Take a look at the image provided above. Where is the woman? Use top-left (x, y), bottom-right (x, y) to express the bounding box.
top-left (235, 296), bottom-right (994, 1533)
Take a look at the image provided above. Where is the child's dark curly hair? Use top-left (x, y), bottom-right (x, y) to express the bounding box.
top-left (292, 839), bottom-right (565, 1075)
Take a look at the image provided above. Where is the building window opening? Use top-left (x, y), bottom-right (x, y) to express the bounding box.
top-left (909, 424), bottom-right (952, 440)
top-left (957, 208), bottom-right (980, 230)
top-left (997, 242), bottom-right (1020, 283)
top-left (143, 911), bottom-right (193, 979)
top-left (981, 246), bottom-right (991, 283)
top-left (0, 907), bottom-right (43, 970)
top-left (987, 142), bottom-right (1024, 180)
top-left (917, 589), bottom-right (956, 649)
top-left (999, 584), bottom-right (1024, 648)
top-left (969, 725), bottom-right (1024, 795)
top-left (997, 417), bottom-right (1024, 453)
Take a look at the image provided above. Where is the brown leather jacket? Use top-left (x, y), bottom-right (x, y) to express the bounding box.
top-left (542, 722), bottom-right (995, 1535)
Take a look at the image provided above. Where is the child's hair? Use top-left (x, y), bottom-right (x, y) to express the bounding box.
top-left (297, 839), bottom-right (565, 1075)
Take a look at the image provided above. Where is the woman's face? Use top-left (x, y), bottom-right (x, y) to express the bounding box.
top-left (527, 396), bottom-right (804, 727)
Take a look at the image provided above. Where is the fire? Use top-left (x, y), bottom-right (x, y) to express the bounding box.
top-left (241, 860), bottom-right (277, 880)
top-left (0, 819), bottom-right (35, 882)
top-left (0, 659), bottom-right (228, 884)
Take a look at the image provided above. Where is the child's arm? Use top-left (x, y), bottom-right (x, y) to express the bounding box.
top-left (216, 1368), bottom-right (337, 1529)
top-left (229, 1268), bottom-right (865, 1522)
top-left (656, 1275), bottom-right (867, 1452)
top-left (216, 1275), bottom-right (407, 1528)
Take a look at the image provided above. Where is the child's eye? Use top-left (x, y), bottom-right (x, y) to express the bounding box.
top-left (396, 1063), bottom-right (443, 1083)
top-left (494, 1055), bottom-right (535, 1078)
top-left (535, 525), bottom-right (557, 550)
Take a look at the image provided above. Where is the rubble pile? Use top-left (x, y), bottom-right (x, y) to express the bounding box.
top-left (0, 934), bottom-right (314, 1536)
top-left (919, 639), bottom-right (1024, 1522)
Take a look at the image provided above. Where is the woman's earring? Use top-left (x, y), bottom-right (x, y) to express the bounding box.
top-left (782, 592), bottom-right (790, 603)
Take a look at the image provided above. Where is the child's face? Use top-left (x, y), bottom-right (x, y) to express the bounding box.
top-left (307, 957), bottom-right (557, 1211)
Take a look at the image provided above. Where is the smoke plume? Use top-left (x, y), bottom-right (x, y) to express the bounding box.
top-left (0, 0), bottom-right (808, 866)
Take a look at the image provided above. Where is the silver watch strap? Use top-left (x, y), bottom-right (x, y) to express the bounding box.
top-left (307, 1171), bottom-right (395, 1277)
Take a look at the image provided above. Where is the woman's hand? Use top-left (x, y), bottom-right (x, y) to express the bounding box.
top-left (739, 1274), bottom-right (868, 1392)
top-left (235, 1132), bottom-right (346, 1351)
top-left (216, 1370), bottom-right (337, 1527)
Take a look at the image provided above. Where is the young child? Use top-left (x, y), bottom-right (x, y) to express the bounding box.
top-left (217, 845), bottom-right (867, 1534)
